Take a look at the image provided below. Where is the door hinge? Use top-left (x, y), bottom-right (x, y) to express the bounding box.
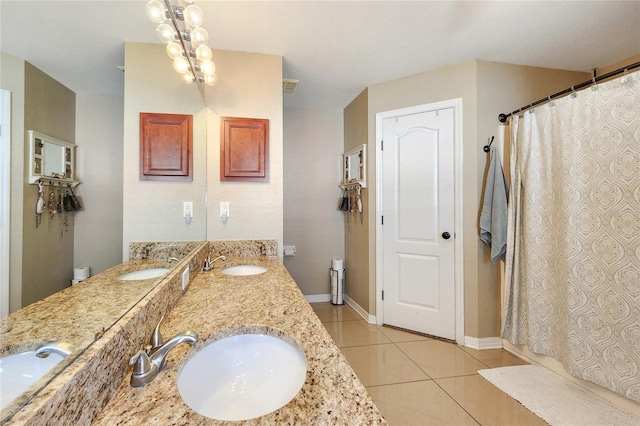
top-left (382, 290), bottom-right (384, 300)
top-left (381, 140), bottom-right (383, 150)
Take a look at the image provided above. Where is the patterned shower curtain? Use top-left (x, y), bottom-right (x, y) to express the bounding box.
top-left (502, 70), bottom-right (640, 403)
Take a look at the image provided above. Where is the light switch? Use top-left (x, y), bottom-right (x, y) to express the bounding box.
top-left (220, 202), bottom-right (230, 218)
top-left (183, 202), bottom-right (193, 218)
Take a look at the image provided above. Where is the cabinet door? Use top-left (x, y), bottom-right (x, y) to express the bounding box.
top-left (220, 117), bottom-right (269, 182)
top-left (140, 113), bottom-right (192, 181)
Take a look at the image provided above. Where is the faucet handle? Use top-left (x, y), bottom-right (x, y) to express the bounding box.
top-left (129, 348), bottom-right (152, 375)
top-left (150, 315), bottom-right (165, 348)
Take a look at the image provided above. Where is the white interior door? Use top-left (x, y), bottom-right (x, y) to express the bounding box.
top-left (381, 107), bottom-right (456, 340)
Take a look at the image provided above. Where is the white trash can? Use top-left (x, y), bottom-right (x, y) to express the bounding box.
top-left (330, 258), bottom-right (345, 305)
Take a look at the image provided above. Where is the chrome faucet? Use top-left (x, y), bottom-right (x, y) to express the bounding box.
top-left (203, 255), bottom-right (226, 271)
top-left (129, 316), bottom-right (198, 387)
top-left (35, 341), bottom-right (73, 358)
top-left (167, 257), bottom-right (180, 263)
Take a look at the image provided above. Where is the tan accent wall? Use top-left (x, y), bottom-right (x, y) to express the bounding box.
top-left (368, 61), bottom-right (479, 323)
top-left (283, 107), bottom-right (344, 296)
top-left (475, 61), bottom-right (589, 337)
top-left (343, 89), bottom-right (370, 311)
top-left (596, 54), bottom-right (640, 76)
top-left (345, 60), bottom-right (588, 338)
top-left (21, 62), bottom-right (76, 307)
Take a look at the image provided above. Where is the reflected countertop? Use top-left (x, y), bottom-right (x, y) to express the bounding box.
top-left (94, 256), bottom-right (386, 425)
top-left (0, 257), bottom-right (184, 420)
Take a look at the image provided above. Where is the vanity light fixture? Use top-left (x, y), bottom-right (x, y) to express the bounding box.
top-left (145, 0), bottom-right (217, 93)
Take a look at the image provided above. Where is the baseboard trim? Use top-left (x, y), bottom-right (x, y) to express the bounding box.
top-left (344, 294), bottom-right (376, 323)
top-left (464, 336), bottom-right (503, 350)
top-left (304, 294), bottom-right (331, 303)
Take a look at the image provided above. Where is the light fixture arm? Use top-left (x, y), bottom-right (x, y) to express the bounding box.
top-left (163, 0), bottom-right (203, 94)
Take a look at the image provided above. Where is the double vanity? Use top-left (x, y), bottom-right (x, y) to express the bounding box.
top-left (1, 240), bottom-right (385, 424)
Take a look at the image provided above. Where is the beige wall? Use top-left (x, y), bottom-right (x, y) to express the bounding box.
top-left (205, 50), bottom-right (283, 254)
top-left (343, 89), bottom-right (370, 309)
top-left (122, 42), bottom-right (207, 256)
top-left (21, 62), bottom-right (76, 306)
top-left (283, 107), bottom-right (344, 296)
top-left (74, 94), bottom-right (124, 274)
top-left (345, 60), bottom-right (588, 338)
top-left (368, 61), bottom-right (479, 319)
top-left (1, 53), bottom-right (25, 312)
top-left (596, 54), bottom-right (640, 76)
top-left (475, 61), bottom-right (589, 336)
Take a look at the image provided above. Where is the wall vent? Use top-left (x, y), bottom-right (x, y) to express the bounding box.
top-left (283, 79), bottom-right (300, 93)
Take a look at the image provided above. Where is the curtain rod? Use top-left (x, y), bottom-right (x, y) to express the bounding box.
top-left (498, 61), bottom-right (640, 123)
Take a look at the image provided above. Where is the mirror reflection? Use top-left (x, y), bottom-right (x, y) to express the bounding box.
top-left (0, 242), bottom-right (203, 421)
top-left (1, 0), bottom-right (207, 420)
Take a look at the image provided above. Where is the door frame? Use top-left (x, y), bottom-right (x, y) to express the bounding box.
top-left (1, 90), bottom-right (11, 317)
top-left (375, 98), bottom-right (465, 344)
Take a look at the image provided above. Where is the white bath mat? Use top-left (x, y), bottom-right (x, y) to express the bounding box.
top-left (478, 365), bottom-right (640, 426)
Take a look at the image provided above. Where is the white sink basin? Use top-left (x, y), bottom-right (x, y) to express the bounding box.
top-left (221, 265), bottom-right (267, 276)
top-left (117, 268), bottom-right (170, 281)
top-left (177, 333), bottom-right (307, 421)
top-left (0, 351), bottom-right (65, 410)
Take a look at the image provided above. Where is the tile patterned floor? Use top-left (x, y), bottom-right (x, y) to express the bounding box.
top-left (311, 302), bottom-right (545, 426)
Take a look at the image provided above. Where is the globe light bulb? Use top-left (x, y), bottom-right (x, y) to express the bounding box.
top-left (200, 60), bottom-right (216, 76)
top-left (182, 73), bottom-right (195, 84)
top-left (204, 74), bottom-right (218, 86)
top-left (146, 0), bottom-right (166, 23)
top-left (156, 23), bottom-right (176, 43)
top-left (183, 5), bottom-right (204, 28)
top-left (195, 45), bottom-right (212, 62)
top-left (189, 27), bottom-right (209, 47)
top-left (173, 57), bottom-right (190, 74)
top-left (166, 42), bottom-right (183, 60)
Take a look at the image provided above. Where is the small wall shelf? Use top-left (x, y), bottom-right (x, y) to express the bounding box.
top-left (36, 177), bottom-right (81, 187)
top-left (342, 144), bottom-right (366, 188)
top-left (28, 130), bottom-right (79, 186)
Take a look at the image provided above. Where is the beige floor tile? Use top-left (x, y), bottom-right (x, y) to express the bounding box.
top-left (323, 319), bottom-right (391, 347)
top-left (367, 380), bottom-right (479, 426)
top-left (435, 375), bottom-right (547, 426)
top-left (341, 344), bottom-right (429, 386)
top-left (311, 302), bottom-right (362, 323)
top-left (397, 340), bottom-right (488, 378)
top-left (375, 325), bottom-right (432, 343)
top-left (460, 347), bottom-right (530, 368)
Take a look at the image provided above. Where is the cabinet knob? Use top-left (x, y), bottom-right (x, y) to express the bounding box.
top-left (442, 232), bottom-right (451, 240)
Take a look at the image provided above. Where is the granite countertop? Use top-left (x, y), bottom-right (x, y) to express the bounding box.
top-left (0, 257), bottom-right (190, 421)
top-left (94, 256), bottom-right (386, 425)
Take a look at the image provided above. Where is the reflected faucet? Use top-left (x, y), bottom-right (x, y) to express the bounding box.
top-left (129, 316), bottom-right (198, 387)
top-left (35, 341), bottom-right (73, 358)
top-left (203, 255), bottom-right (226, 271)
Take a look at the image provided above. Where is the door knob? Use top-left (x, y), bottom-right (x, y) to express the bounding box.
top-left (442, 232), bottom-right (451, 240)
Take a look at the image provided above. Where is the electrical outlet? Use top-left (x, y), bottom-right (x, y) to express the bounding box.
top-left (220, 201), bottom-right (230, 218)
top-left (181, 267), bottom-right (190, 291)
top-left (183, 202), bottom-right (193, 218)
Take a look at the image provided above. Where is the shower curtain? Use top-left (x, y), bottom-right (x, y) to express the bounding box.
top-left (502, 70), bottom-right (640, 403)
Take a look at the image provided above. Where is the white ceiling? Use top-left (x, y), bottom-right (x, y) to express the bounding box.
top-left (1, 1), bottom-right (639, 109)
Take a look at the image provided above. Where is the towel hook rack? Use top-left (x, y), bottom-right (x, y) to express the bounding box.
top-left (483, 136), bottom-right (494, 153)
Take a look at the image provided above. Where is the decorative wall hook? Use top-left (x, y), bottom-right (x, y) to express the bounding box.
top-left (483, 136), bottom-right (495, 153)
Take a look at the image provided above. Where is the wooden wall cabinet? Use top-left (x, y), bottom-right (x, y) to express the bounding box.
top-left (140, 113), bottom-right (193, 181)
top-left (220, 117), bottom-right (269, 182)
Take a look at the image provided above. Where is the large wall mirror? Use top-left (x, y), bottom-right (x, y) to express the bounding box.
top-left (0, 1), bottom-right (207, 421)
